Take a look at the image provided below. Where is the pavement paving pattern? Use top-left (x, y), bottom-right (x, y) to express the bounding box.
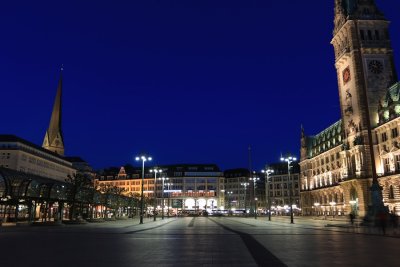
top-left (0, 216), bottom-right (399, 267)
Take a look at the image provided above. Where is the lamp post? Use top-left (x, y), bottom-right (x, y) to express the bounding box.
top-left (241, 182), bottom-right (249, 215)
top-left (314, 202), bottom-right (320, 217)
top-left (261, 168), bottom-right (274, 221)
top-left (150, 168), bottom-right (162, 221)
top-left (227, 191), bottom-right (233, 212)
top-left (166, 182), bottom-right (173, 218)
top-left (158, 177), bottom-right (169, 219)
top-left (135, 155), bottom-right (152, 224)
top-left (330, 201), bottom-right (336, 218)
top-left (249, 175), bottom-right (260, 219)
top-left (280, 155), bottom-right (297, 224)
top-left (220, 189), bottom-right (225, 211)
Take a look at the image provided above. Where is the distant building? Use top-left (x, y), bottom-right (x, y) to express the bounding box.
top-left (162, 164), bottom-right (224, 212)
top-left (265, 162), bottom-right (300, 215)
top-left (95, 164), bottom-right (224, 214)
top-left (223, 169), bottom-right (250, 210)
top-left (95, 167), bottom-right (142, 195)
top-left (65, 157), bottom-right (94, 177)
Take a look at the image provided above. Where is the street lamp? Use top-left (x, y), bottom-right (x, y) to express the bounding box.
top-left (165, 182), bottom-right (173, 218)
top-left (314, 202), bottom-right (320, 217)
top-left (158, 177), bottom-right (169, 219)
top-left (227, 191), bottom-right (233, 212)
top-left (261, 168), bottom-right (274, 221)
top-left (280, 155), bottom-right (297, 224)
top-left (135, 155), bottom-right (152, 224)
top-left (330, 201), bottom-right (336, 218)
top-left (249, 174), bottom-right (260, 219)
top-left (240, 182), bottom-right (249, 215)
top-left (150, 168), bottom-right (162, 221)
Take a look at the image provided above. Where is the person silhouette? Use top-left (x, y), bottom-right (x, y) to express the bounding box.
top-left (349, 212), bottom-right (355, 225)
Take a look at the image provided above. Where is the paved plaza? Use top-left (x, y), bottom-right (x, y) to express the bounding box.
top-left (1, 216), bottom-right (399, 267)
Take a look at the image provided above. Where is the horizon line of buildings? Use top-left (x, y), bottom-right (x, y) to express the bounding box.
top-left (0, 131), bottom-right (301, 216)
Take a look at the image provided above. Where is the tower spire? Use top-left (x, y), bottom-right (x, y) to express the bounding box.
top-left (43, 68), bottom-right (65, 155)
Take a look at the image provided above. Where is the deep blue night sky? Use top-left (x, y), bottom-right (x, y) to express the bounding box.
top-left (1, 0), bottom-right (399, 171)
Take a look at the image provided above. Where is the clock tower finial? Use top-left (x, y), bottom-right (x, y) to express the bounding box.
top-left (42, 69), bottom-right (65, 156)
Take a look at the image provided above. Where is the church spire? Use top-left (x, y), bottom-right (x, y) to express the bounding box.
top-left (43, 67), bottom-right (65, 156)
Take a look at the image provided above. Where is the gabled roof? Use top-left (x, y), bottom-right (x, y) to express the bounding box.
top-left (304, 120), bottom-right (344, 158)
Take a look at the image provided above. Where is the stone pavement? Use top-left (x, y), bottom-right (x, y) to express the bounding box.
top-left (1, 215), bottom-right (399, 267)
top-left (259, 215), bottom-right (400, 237)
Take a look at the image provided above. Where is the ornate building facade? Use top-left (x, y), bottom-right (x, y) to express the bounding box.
top-left (300, 0), bottom-right (400, 217)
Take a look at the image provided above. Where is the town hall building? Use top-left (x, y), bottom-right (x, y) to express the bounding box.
top-left (300, 0), bottom-right (400, 217)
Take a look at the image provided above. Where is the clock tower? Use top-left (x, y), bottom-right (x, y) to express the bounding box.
top-left (331, 0), bottom-right (398, 177)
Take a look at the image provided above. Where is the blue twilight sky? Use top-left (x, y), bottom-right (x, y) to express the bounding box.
top-left (1, 0), bottom-right (399, 171)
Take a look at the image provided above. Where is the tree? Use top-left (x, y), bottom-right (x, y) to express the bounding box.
top-left (65, 173), bottom-right (92, 220)
top-left (126, 192), bottom-right (140, 216)
top-left (99, 184), bottom-right (126, 218)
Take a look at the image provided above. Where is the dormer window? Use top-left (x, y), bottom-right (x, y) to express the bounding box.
top-left (368, 30), bottom-right (373, 40)
top-left (360, 30), bottom-right (365, 40)
top-left (375, 30), bottom-right (380, 40)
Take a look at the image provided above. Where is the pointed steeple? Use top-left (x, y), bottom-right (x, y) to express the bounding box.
top-left (43, 67), bottom-right (65, 156)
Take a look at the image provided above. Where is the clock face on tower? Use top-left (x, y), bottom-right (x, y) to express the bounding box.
top-left (368, 60), bottom-right (383, 74)
top-left (343, 67), bottom-right (351, 84)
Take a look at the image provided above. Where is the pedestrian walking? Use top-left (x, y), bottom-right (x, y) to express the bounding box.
top-left (377, 211), bottom-right (387, 235)
top-left (349, 212), bottom-right (355, 226)
top-left (390, 211), bottom-right (398, 234)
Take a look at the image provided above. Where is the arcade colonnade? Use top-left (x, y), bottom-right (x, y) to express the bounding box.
top-left (0, 168), bottom-right (137, 223)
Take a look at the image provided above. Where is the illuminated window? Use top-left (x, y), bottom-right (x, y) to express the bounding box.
top-left (392, 128), bottom-right (398, 138)
top-left (395, 155), bottom-right (400, 170)
top-left (384, 111), bottom-right (390, 120)
top-left (382, 132), bottom-right (388, 142)
top-left (395, 105), bottom-right (400, 114)
top-left (384, 158), bottom-right (390, 173)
